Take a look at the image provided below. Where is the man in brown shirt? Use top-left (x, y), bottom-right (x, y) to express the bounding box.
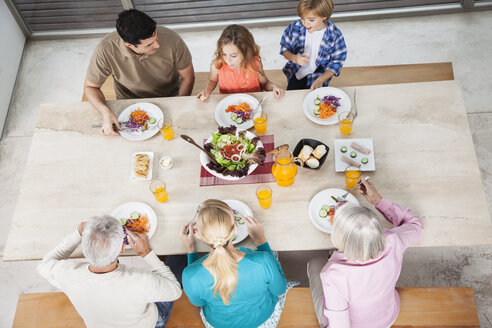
top-left (84, 9), bottom-right (195, 136)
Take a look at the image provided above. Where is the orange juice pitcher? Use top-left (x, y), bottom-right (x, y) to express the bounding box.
top-left (271, 149), bottom-right (302, 187)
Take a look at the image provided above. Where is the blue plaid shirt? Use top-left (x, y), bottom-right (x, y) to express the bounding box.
top-left (280, 19), bottom-right (347, 87)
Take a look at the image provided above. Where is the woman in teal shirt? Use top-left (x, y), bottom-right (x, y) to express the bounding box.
top-left (180, 199), bottom-right (287, 328)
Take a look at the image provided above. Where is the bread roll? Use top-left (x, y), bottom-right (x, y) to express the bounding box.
top-left (299, 145), bottom-right (314, 162)
top-left (313, 144), bottom-right (327, 159)
top-left (306, 156), bottom-right (320, 168)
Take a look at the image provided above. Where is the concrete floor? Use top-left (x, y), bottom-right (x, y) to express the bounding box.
top-left (1, 11), bottom-right (492, 327)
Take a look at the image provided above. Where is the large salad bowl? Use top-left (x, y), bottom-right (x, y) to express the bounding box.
top-left (200, 126), bottom-right (265, 181)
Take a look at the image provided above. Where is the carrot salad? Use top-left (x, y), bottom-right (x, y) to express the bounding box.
top-left (226, 102), bottom-right (251, 113)
top-left (125, 214), bottom-right (150, 234)
top-left (318, 103), bottom-right (337, 119)
top-left (129, 108), bottom-right (150, 126)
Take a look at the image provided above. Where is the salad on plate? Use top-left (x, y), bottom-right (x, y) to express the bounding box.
top-left (313, 95), bottom-right (340, 119)
top-left (120, 211), bottom-right (150, 245)
top-left (222, 199), bottom-right (251, 244)
top-left (125, 108), bottom-right (157, 134)
top-left (319, 197), bottom-right (347, 225)
top-left (204, 126), bottom-right (266, 178)
top-left (225, 103), bottom-right (253, 124)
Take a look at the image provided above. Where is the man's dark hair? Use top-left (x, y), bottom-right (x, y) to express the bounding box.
top-left (116, 9), bottom-right (156, 46)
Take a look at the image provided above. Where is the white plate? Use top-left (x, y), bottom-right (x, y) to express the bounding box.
top-left (334, 138), bottom-right (375, 172)
top-left (223, 199), bottom-right (251, 244)
top-left (118, 102), bottom-right (163, 141)
top-left (215, 94), bottom-right (260, 129)
top-left (130, 152), bottom-right (153, 181)
top-left (309, 188), bottom-right (359, 234)
top-left (111, 202), bottom-right (158, 249)
top-left (200, 130), bottom-right (263, 181)
top-left (302, 87), bottom-right (351, 125)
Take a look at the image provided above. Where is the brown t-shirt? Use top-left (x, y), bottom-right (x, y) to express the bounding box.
top-left (86, 26), bottom-right (192, 99)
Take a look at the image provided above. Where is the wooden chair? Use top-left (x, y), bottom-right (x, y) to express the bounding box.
top-left (13, 287), bottom-right (480, 328)
top-left (81, 62), bottom-right (454, 101)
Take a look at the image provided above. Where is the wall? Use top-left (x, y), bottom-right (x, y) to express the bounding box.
top-left (0, 1), bottom-right (26, 137)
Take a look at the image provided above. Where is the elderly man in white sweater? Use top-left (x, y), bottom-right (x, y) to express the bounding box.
top-left (37, 215), bottom-right (182, 328)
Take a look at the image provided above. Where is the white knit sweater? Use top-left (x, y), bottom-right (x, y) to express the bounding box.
top-left (37, 230), bottom-right (182, 328)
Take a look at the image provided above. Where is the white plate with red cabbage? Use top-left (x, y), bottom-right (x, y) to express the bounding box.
top-left (111, 202), bottom-right (157, 249)
top-left (302, 87), bottom-right (351, 125)
top-left (118, 102), bottom-right (163, 141)
top-left (215, 94), bottom-right (261, 129)
top-left (201, 126), bottom-right (266, 180)
top-left (308, 188), bottom-right (359, 234)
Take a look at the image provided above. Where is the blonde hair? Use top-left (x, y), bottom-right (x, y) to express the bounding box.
top-left (297, 0), bottom-right (334, 20)
top-left (198, 199), bottom-right (238, 305)
top-left (214, 24), bottom-right (260, 76)
top-left (331, 204), bottom-right (385, 262)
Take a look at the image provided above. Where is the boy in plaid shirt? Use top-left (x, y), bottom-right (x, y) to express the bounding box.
top-left (280, 0), bottom-right (347, 90)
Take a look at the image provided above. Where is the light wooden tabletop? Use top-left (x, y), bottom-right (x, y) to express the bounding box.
top-left (4, 80), bottom-right (492, 261)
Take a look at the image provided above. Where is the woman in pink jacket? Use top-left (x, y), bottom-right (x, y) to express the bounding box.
top-left (307, 179), bottom-right (423, 328)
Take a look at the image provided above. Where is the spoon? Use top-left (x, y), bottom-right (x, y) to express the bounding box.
top-left (180, 134), bottom-right (219, 165)
top-left (266, 144), bottom-right (289, 155)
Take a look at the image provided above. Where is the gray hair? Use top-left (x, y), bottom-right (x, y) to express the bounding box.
top-left (331, 204), bottom-right (385, 262)
top-left (82, 215), bottom-right (124, 268)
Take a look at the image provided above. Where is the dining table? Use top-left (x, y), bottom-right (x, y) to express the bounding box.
top-left (3, 80), bottom-right (492, 261)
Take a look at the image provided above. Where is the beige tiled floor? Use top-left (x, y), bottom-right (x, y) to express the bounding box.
top-left (1, 10), bottom-right (492, 327)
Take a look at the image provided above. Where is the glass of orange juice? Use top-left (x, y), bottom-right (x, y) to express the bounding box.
top-left (338, 111), bottom-right (354, 135)
top-left (272, 149), bottom-right (301, 187)
top-left (256, 185), bottom-right (272, 209)
top-left (159, 117), bottom-right (174, 140)
top-left (344, 166), bottom-right (361, 189)
top-left (253, 111), bottom-right (267, 135)
top-left (150, 180), bottom-right (168, 203)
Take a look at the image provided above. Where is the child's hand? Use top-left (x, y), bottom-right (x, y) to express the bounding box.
top-left (272, 85), bottom-right (285, 99)
top-left (295, 54), bottom-right (309, 66)
top-left (197, 91), bottom-right (208, 102)
top-left (310, 78), bottom-right (325, 90)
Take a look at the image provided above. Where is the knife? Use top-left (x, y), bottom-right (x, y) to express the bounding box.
top-left (91, 121), bottom-right (130, 128)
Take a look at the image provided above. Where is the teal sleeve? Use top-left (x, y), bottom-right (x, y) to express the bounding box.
top-left (182, 268), bottom-right (206, 307)
top-left (257, 242), bottom-right (273, 255)
top-left (258, 243), bottom-right (287, 296)
top-left (187, 252), bottom-right (199, 265)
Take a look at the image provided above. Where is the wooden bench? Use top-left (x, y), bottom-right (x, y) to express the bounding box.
top-left (81, 62), bottom-right (454, 101)
top-left (13, 287), bottom-right (479, 327)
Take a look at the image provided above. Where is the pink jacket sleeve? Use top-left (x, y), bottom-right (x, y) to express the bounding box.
top-left (376, 198), bottom-right (424, 249)
top-left (321, 276), bottom-right (350, 328)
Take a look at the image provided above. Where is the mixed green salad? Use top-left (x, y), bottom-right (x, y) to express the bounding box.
top-left (204, 126), bottom-right (266, 177)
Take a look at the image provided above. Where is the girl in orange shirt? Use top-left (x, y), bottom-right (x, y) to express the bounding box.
top-left (197, 25), bottom-right (284, 101)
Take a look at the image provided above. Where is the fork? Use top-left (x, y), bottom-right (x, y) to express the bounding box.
top-left (184, 204), bottom-right (201, 235)
top-left (339, 176), bottom-right (370, 200)
top-left (251, 95), bottom-right (267, 116)
top-left (351, 88), bottom-right (358, 119)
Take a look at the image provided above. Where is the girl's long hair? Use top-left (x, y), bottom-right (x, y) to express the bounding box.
top-left (198, 199), bottom-right (238, 305)
top-left (214, 24), bottom-right (261, 75)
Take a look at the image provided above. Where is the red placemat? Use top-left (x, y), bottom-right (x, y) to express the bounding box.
top-left (199, 135), bottom-right (276, 187)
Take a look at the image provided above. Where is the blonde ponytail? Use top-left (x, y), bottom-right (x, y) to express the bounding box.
top-left (198, 199), bottom-right (238, 305)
